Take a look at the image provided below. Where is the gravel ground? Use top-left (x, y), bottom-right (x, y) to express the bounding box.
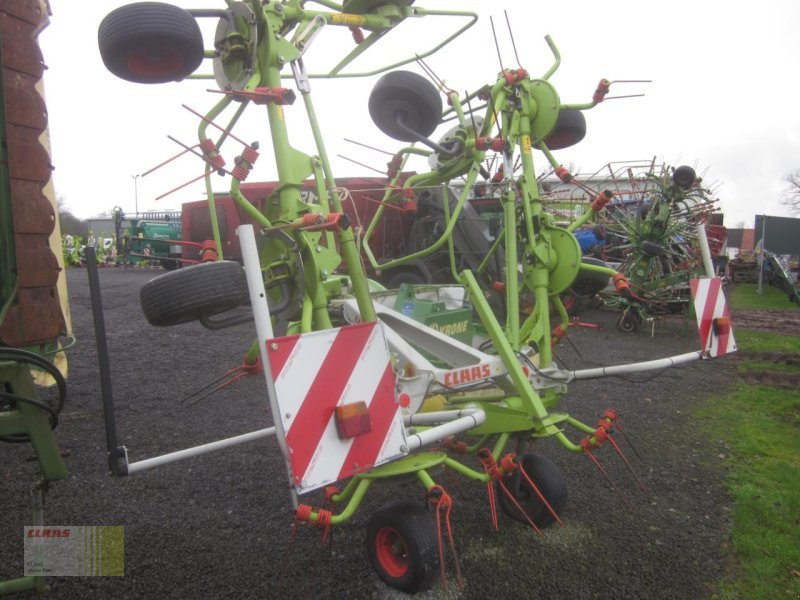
top-left (1, 267), bottom-right (739, 599)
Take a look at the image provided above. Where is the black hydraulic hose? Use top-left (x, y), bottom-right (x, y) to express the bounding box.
top-left (0, 347), bottom-right (66, 443)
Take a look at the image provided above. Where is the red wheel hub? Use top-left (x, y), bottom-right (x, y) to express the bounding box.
top-left (374, 527), bottom-right (409, 578)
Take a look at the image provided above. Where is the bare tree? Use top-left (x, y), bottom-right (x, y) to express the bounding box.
top-left (57, 195), bottom-right (88, 238)
top-left (783, 170), bottom-right (800, 214)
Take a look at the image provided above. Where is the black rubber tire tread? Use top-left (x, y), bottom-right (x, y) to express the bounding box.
top-left (385, 269), bottom-right (427, 289)
top-left (497, 453), bottom-right (568, 528)
top-left (571, 257), bottom-right (611, 297)
top-left (98, 2), bottom-right (204, 84)
top-left (365, 501), bottom-right (439, 594)
top-left (672, 165), bottom-right (696, 189)
top-left (617, 311), bottom-right (641, 333)
top-left (140, 260), bottom-right (250, 327)
top-left (543, 108), bottom-right (587, 150)
top-left (369, 70), bottom-right (442, 141)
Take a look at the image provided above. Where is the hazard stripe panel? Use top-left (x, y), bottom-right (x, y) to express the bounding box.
top-left (266, 322), bottom-right (408, 494)
top-left (690, 278), bottom-right (736, 357)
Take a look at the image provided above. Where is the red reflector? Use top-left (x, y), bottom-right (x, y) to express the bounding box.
top-left (398, 393), bottom-right (411, 409)
top-left (713, 317), bottom-right (731, 336)
top-left (335, 402), bottom-right (372, 439)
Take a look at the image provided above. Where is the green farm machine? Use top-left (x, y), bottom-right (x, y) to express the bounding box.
top-left (597, 162), bottom-right (723, 332)
top-left (88, 0), bottom-right (736, 593)
top-left (112, 207), bottom-right (184, 268)
top-left (0, 1), bottom-right (71, 594)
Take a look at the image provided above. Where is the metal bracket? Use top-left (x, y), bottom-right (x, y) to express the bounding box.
top-left (290, 15), bottom-right (325, 93)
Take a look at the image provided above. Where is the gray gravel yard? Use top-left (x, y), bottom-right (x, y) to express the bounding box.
top-left (1, 267), bottom-right (737, 599)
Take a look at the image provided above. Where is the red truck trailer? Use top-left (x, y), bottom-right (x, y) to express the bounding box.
top-left (180, 176), bottom-right (502, 288)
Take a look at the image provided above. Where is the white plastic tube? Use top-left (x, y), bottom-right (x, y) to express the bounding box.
top-left (568, 350), bottom-right (703, 380)
top-left (126, 427), bottom-right (276, 474)
top-left (403, 408), bottom-right (485, 452)
top-left (696, 223), bottom-right (716, 278)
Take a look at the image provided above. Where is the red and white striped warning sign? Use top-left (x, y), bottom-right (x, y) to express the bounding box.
top-left (690, 277), bottom-right (736, 357)
top-left (267, 322), bottom-right (407, 494)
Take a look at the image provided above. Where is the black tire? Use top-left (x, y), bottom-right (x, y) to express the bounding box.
top-left (617, 311), bottom-right (641, 333)
top-left (369, 71), bottom-right (442, 142)
top-left (366, 502), bottom-right (439, 594)
top-left (571, 257), bottom-right (611, 297)
top-left (162, 254), bottom-right (181, 271)
top-left (543, 108), bottom-right (586, 150)
top-left (672, 165), bottom-right (696, 189)
top-left (98, 2), bottom-right (204, 84)
top-left (640, 240), bottom-right (666, 257)
top-left (496, 453), bottom-right (567, 528)
top-left (140, 260), bottom-right (249, 327)
top-left (385, 269), bottom-right (427, 289)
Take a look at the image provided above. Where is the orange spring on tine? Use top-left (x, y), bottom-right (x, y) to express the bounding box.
top-left (198, 139), bottom-right (226, 169)
top-left (301, 213), bottom-right (324, 227)
top-left (555, 166), bottom-right (572, 183)
top-left (241, 146), bottom-right (259, 164)
top-left (499, 453), bottom-right (516, 473)
top-left (200, 240), bottom-right (218, 262)
top-left (349, 25), bottom-right (364, 44)
top-left (199, 138), bottom-right (217, 153)
top-left (295, 504), bottom-right (313, 522)
top-left (503, 68), bottom-right (527, 85)
top-left (232, 165), bottom-right (250, 181)
top-left (591, 190), bottom-right (613, 212)
top-left (491, 165), bottom-right (505, 183)
top-left (612, 272), bottom-right (630, 293)
top-left (317, 508), bottom-right (333, 545)
top-left (443, 436), bottom-right (468, 454)
top-left (324, 486), bottom-right (340, 504)
top-left (593, 78), bottom-right (611, 103)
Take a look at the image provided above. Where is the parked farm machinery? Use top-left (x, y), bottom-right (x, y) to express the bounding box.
top-left (549, 160), bottom-right (723, 332)
top-left (94, 0), bottom-right (736, 593)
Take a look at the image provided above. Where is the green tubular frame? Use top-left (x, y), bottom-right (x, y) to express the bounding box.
top-left (196, 1), bottom-right (477, 328)
top-left (181, 2), bottom-right (636, 524)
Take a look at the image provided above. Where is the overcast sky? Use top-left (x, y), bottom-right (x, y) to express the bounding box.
top-left (39, 1), bottom-right (800, 228)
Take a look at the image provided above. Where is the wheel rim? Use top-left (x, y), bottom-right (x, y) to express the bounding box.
top-left (127, 47), bottom-right (184, 78)
top-left (374, 527), bottom-right (409, 578)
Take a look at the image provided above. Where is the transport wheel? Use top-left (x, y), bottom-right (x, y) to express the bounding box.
top-left (617, 311), bottom-right (641, 333)
top-left (385, 270), bottom-right (426, 289)
top-left (366, 502), bottom-right (439, 593)
top-left (672, 165), bottom-right (697, 189)
top-left (140, 260), bottom-right (249, 326)
top-left (98, 2), bottom-right (204, 83)
top-left (497, 453), bottom-right (567, 528)
top-left (542, 108), bottom-right (586, 150)
top-left (369, 71), bottom-right (442, 141)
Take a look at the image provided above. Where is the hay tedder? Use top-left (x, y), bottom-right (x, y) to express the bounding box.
top-left (593, 161), bottom-right (723, 332)
top-left (92, 0), bottom-right (736, 592)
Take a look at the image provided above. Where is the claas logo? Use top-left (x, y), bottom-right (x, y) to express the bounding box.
top-left (443, 364), bottom-right (491, 387)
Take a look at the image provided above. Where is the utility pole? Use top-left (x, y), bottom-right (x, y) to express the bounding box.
top-left (132, 174), bottom-right (140, 217)
top-left (756, 214), bottom-right (767, 295)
